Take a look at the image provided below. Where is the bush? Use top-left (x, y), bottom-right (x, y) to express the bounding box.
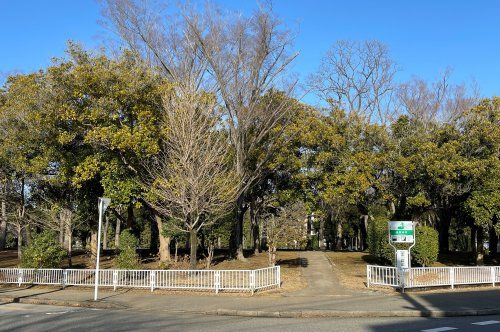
top-left (367, 216), bottom-right (393, 264)
top-left (115, 230), bottom-right (139, 269)
top-left (412, 226), bottom-right (439, 266)
top-left (20, 230), bottom-right (67, 268)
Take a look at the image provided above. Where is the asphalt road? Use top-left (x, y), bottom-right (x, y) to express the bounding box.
top-left (1, 303), bottom-right (500, 332)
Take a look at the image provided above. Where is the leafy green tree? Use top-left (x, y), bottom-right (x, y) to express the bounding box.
top-left (115, 229), bottom-right (140, 269)
top-left (20, 231), bottom-right (67, 268)
top-left (412, 226), bottom-right (439, 266)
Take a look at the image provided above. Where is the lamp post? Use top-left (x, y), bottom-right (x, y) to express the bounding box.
top-left (94, 197), bottom-right (111, 301)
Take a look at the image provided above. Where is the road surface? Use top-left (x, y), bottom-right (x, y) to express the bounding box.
top-left (1, 303), bottom-right (500, 331)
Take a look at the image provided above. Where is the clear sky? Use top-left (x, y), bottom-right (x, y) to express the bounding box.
top-left (1, 0), bottom-right (499, 98)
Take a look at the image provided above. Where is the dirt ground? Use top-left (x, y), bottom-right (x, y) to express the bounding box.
top-left (324, 251), bottom-right (383, 292)
top-left (0, 250), bottom-right (306, 294)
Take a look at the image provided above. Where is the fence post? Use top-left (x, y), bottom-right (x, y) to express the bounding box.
top-left (63, 270), bottom-right (67, 289)
top-left (214, 271), bottom-right (220, 294)
top-left (250, 270), bottom-right (255, 295)
top-left (18, 269), bottom-right (23, 287)
top-left (366, 265), bottom-right (371, 288)
top-left (398, 268), bottom-right (405, 293)
top-left (277, 266), bottom-right (281, 288)
top-left (113, 271), bottom-right (118, 291)
top-left (150, 271), bottom-right (156, 292)
top-left (492, 267), bottom-right (496, 287)
top-left (450, 267), bottom-right (454, 290)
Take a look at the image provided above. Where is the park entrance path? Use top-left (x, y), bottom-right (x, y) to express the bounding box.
top-left (287, 251), bottom-right (352, 297)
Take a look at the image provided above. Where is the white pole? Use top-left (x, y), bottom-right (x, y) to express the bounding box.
top-left (94, 199), bottom-right (104, 301)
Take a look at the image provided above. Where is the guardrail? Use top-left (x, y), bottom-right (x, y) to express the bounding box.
top-left (367, 265), bottom-right (500, 291)
top-left (0, 266), bottom-right (280, 294)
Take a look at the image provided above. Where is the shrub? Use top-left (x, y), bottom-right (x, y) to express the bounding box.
top-left (115, 230), bottom-right (139, 269)
top-left (367, 216), bottom-right (394, 264)
top-left (412, 225), bottom-right (439, 266)
top-left (20, 230), bottom-right (67, 268)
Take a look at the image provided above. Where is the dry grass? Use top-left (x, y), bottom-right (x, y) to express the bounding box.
top-left (0, 249), bottom-right (306, 295)
top-left (325, 251), bottom-right (396, 293)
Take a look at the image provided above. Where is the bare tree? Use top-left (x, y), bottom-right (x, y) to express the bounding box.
top-left (145, 91), bottom-right (238, 269)
top-left (396, 69), bottom-right (479, 125)
top-left (310, 40), bottom-right (397, 124)
top-left (102, 0), bottom-right (298, 260)
top-left (265, 201), bottom-right (307, 266)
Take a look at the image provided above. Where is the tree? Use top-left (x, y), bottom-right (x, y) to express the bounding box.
top-left (310, 40), bottom-right (397, 124)
top-left (397, 69), bottom-right (479, 125)
top-left (146, 90), bottom-right (239, 269)
top-left (102, 0), bottom-right (298, 260)
top-left (265, 201), bottom-right (307, 266)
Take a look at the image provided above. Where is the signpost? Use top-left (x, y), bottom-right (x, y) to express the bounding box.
top-left (94, 197), bottom-right (111, 301)
top-left (388, 221), bottom-right (416, 291)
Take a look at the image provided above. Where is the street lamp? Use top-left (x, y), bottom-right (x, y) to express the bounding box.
top-left (94, 197), bottom-right (111, 301)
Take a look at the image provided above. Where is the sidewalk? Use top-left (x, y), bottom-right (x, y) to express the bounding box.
top-left (1, 284), bottom-right (500, 318)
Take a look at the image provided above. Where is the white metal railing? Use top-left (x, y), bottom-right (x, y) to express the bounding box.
top-left (0, 266), bottom-right (280, 294)
top-left (367, 265), bottom-right (500, 290)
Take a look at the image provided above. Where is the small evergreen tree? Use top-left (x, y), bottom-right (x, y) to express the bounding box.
top-left (412, 226), bottom-right (439, 266)
top-left (115, 230), bottom-right (139, 269)
top-left (20, 231), bottom-right (67, 268)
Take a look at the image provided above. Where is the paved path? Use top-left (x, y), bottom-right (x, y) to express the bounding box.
top-left (288, 251), bottom-right (352, 297)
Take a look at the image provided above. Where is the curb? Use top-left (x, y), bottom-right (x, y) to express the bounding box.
top-left (2, 296), bottom-right (500, 319)
top-left (211, 308), bottom-right (500, 318)
top-left (0, 296), bottom-right (125, 310)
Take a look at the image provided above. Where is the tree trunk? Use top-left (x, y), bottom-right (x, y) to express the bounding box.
top-left (232, 197), bottom-right (247, 261)
top-left (189, 228), bottom-right (197, 270)
top-left (250, 201), bottom-right (260, 254)
top-left (150, 213), bottom-right (159, 254)
top-left (126, 203), bottom-right (134, 229)
top-left (17, 224), bottom-right (22, 260)
top-left (67, 228), bottom-right (72, 267)
top-left (155, 214), bottom-right (171, 262)
top-left (115, 217), bottom-right (121, 248)
top-left (59, 213), bottom-right (65, 244)
top-left (62, 209), bottom-right (73, 267)
top-left (0, 197), bottom-right (7, 250)
top-left (471, 226), bottom-right (477, 254)
top-left (102, 215), bottom-right (109, 250)
top-left (174, 240), bottom-right (178, 262)
top-left (89, 230), bottom-right (97, 268)
top-left (438, 215), bottom-right (451, 253)
top-left (476, 227), bottom-right (484, 265)
top-left (268, 245), bottom-right (276, 266)
top-left (206, 242), bottom-right (214, 269)
top-left (334, 221), bottom-right (342, 250)
top-left (319, 217), bottom-right (325, 250)
top-left (489, 225), bottom-right (498, 256)
top-left (360, 215), bottom-right (369, 251)
top-left (24, 226), bottom-right (32, 246)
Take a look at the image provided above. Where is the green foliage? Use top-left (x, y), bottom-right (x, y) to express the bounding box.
top-left (115, 230), bottom-right (139, 269)
top-left (367, 217), bottom-right (393, 264)
top-left (412, 226), bottom-right (439, 267)
top-left (20, 231), bottom-right (67, 268)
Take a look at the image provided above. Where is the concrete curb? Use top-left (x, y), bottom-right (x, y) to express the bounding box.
top-left (211, 308), bottom-right (500, 318)
top-left (0, 296), bottom-right (125, 310)
top-left (2, 295), bottom-right (500, 319)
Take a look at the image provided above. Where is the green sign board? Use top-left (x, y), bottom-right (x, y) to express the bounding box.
top-left (388, 221), bottom-right (414, 243)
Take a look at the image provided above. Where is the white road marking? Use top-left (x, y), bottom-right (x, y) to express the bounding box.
top-left (421, 328), bottom-right (457, 332)
top-left (45, 311), bottom-right (68, 315)
top-left (471, 320), bottom-right (500, 326)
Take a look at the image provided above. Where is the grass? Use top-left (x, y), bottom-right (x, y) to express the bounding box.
top-left (324, 251), bottom-right (384, 292)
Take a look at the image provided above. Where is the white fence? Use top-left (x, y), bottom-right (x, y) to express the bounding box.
top-left (367, 265), bottom-right (500, 290)
top-left (0, 266), bottom-right (280, 294)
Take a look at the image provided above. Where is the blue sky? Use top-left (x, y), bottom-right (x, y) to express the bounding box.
top-left (1, 0), bottom-right (499, 98)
